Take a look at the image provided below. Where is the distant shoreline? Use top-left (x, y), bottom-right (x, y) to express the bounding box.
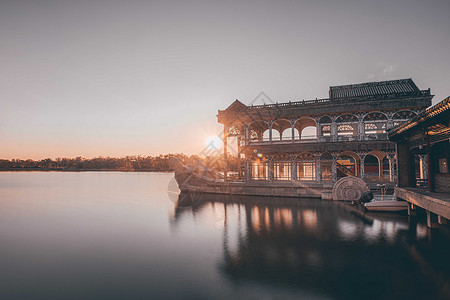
top-left (0, 168), bottom-right (174, 173)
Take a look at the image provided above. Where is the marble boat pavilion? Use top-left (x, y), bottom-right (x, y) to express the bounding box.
top-left (218, 79), bottom-right (432, 187)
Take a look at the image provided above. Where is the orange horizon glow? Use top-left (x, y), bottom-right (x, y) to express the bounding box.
top-left (1, 122), bottom-right (240, 161)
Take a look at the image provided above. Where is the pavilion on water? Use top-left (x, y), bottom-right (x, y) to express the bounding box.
top-left (217, 79), bottom-right (433, 186)
top-left (389, 95), bottom-right (450, 227)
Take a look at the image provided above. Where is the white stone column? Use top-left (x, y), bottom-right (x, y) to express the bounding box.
top-left (268, 159), bottom-right (274, 181)
top-left (291, 160), bottom-right (297, 180)
top-left (332, 155), bottom-right (337, 182)
top-left (387, 118), bottom-right (394, 130)
top-left (245, 125), bottom-right (249, 145)
top-left (388, 155), bottom-right (396, 183)
top-left (223, 126), bottom-right (228, 182)
top-left (331, 121), bottom-right (338, 142)
top-left (315, 157), bottom-right (321, 183)
top-left (291, 121), bottom-right (295, 142)
top-left (359, 154), bottom-right (366, 181)
top-left (314, 117), bottom-right (321, 139)
top-left (245, 160), bottom-right (251, 181)
top-left (268, 122), bottom-right (273, 143)
top-left (358, 121), bottom-right (364, 140)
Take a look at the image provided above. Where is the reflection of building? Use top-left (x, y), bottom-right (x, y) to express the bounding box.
top-left (389, 96), bottom-right (450, 227)
top-left (170, 192), bottom-right (446, 299)
top-left (218, 79), bottom-right (432, 185)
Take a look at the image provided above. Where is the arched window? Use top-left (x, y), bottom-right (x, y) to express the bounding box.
top-left (248, 121), bottom-right (268, 141)
top-left (263, 130), bottom-right (270, 141)
top-left (393, 110), bottom-right (417, 127)
top-left (336, 155), bottom-right (357, 178)
top-left (272, 119), bottom-right (292, 140)
top-left (320, 153), bottom-right (333, 180)
top-left (364, 155), bottom-right (379, 180)
top-left (294, 118), bottom-right (317, 140)
top-left (281, 128), bottom-right (300, 140)
top-left (262, 129), bottom-right (281, 141)
top-left (319, 116), bottom-right (332, 124)
top-left (393, 110), bottom-right (416, 120)
top-left (363, 112), bottom-right (387, 134)
top-left (272, 130), bottom-right (281, 141)
top-left (336, 114), bottom-right (358, 123)
top-left (301, 126), bottom-right (317, 139)
top-left (363, 112), bottom-right (387, 121)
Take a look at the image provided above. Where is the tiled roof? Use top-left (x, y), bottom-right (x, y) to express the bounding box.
top-left (388, 95), bottom-right (450, 138)
top-left (330, 79), bottom-right (420, 99)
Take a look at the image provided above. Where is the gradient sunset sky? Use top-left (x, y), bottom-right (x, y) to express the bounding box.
top-left (1, 0), bottom-right (449, 160)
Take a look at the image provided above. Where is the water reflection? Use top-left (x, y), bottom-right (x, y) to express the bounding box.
top-left (173, 192), bottom-right (450, 300)
top-left (1, 173), bottom-right (448, 299)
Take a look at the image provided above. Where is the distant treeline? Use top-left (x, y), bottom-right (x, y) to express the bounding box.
top-left (0, 154), bottom-right (241, 172)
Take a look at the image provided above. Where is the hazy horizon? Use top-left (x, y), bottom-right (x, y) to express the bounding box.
top-left (2, 0), bottom-right (450, 160)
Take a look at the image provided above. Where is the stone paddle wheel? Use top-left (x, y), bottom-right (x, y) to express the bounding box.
top-left (332, 176), bottom-right (369, 201)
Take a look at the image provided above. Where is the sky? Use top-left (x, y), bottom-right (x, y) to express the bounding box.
top-left (1, 0), bottom-right (449, 160)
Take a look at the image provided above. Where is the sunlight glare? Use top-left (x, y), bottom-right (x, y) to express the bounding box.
top-left (205, 136), bottom-right (223, 150)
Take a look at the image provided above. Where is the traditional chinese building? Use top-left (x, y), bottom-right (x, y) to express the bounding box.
top-left (218, 79), bottom-right (432, 188)
top-left (389, 95), bottom-right (450, 227)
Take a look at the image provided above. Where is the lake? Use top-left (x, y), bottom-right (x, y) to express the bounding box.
top-left (0, 172), bottom-right (449, 299)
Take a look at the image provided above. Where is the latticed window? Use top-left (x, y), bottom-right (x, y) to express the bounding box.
top-left (250, 130), bottom-right (259, 140)
top-left (228, 126), bottom-right (242, 136)
top-left (274, 162), bottom-right (291, 180)
top-left (322, 125), bottom-right (331, 136)
top-left (364, 123), bottom-right (385, 134)
top-left (252, 162), bottom-right (268, 180)
top-left (392, 111), bottom-right (416, 129)
top-left (297, 162), bottom-right (315, 180)
top-left (337, 124), bottom-right (355, 135)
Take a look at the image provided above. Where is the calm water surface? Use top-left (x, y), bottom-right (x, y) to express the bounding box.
top-left (0, 172), bottom-right (449, 300)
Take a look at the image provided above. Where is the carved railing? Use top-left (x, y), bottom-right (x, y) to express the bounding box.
top-left (249, 136), bottom-right (317, 144)
top-left (246, 90), bottom-right (431, 111)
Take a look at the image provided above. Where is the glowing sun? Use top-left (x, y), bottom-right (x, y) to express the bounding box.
top-left (205, 136), bottom-right (223, 150)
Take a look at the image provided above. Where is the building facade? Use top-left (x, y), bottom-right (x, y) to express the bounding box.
top-left (389, 95), bottom-right (450, 227)
top-left (390, 95), bottom-right (450, 192)
top-left (218, 79), bottom-right (432, 185)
